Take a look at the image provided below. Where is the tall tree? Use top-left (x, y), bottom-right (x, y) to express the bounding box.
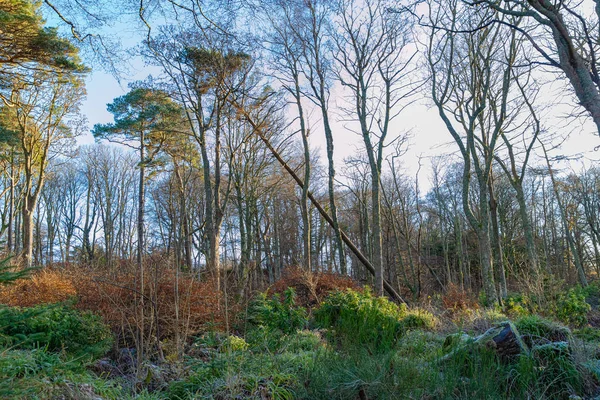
top-left (294, 0), bottom-right (347, 273)
top-left (264, 0), bottom-right (313, 271)
top-left (465, 0), bottom-right (600, 135)
top-left (146, 29), bottom-right (252, 290)
top-left (0, 67), bottom-right (85, 267)
top-left (93, 87), bottom-right (185, 272)
top-left (0, 0), bottom-right (84, 105)
top-left (333, 0), bottom-right (416, 294)
top-left (427, 0), bottom-right (518, 303)
top-left (93, 86), bottom-right (185, 367)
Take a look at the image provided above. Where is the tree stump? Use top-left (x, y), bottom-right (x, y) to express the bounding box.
top-left (474, 321), bottom-right (529, 359)
top-left (441, 321), bottom-right (529, 362)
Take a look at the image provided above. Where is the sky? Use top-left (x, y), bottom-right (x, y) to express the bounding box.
top-left (80, 67), bottom-right (600, 193)
top-left (62, 6), bottom-right (600, 194)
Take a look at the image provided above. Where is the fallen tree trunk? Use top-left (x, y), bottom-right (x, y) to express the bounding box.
top-left (237, 104), bottom-right (407, 304)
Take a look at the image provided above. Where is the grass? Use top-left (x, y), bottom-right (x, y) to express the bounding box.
top-left (1, 286), bottom-right (599, 399)
top-left (0, 348), bottom-right (133, 399)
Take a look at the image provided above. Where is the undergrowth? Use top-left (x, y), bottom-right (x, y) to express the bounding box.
top-left (1, 267), bottom-right (599, 399)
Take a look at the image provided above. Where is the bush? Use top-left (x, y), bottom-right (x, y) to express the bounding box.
top-left (269, 267), bottom-right (361, 308)
top-left (442, 283), bottom-right (479, 312)
top-left (313, 288), bottom-right (408, 351)
top-left (0, 303), bottom-right (112, 359)
top-left (246, 287), bottom-right (307, 335)
top-left (515, 315), bottom-right (571, 343)
top-left (503, 293), bottom-right (538, 317)
top-left (553, 287), bottom-right (591, 327)
top-left (222, 335), bottom-right (249, 352)
top-left (401, 309), bottom-right (438, 331)
top-left (71, 260), bottom-right (227, 340)
top-left (0, 268), bottom-right (76, 307)
top-left (0, 257), bottom-right (31, 288)
top-left (504, 285), bottom-right (592, 328)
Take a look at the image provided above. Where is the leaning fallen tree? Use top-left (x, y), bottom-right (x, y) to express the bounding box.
top-left (234, 100), bottom-right (407, 304)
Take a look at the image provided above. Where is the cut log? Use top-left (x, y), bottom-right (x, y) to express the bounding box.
top-left (473, 321), bottom-right (529, 359)
top-left (441, 321), bottom-right (529, 362)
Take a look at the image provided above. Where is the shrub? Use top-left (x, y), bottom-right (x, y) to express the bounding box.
top-left (0, 303), bottom-right (112, 359)
top-left (69, 260), bottom-right (226, 345)
top-left (313, 288), bottom-right (408, 351)
top-left (581, 280), bottom-right (600, 298)
top-left (0, 268), bottom-right (77, 307)
top-left (269, 267), bottom-right (361, 308)
top-left (503, 285), bottom-right (592, 328)
top-left (246, 287), bottom-right (307, 335)
top-left (0, 257), bottom-right (31, 288)
top-left (503, 293), bottom-right (538, 317)
top-left (515, 314), bottom-right (571, 343)
top-left (222, 335), bottom-right (249, 352)
top-left (192, 331), bottom-right (224, 350)
top-left (442, 283), bottom-right (479, 312)
top-left (553, 287), bottom-right (591, 327)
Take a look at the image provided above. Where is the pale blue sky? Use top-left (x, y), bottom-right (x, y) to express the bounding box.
top-left (54, 5), bottom-right (600, 192)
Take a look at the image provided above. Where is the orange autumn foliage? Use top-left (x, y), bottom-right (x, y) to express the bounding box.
top-left (69, 265), bottom-right (227, 340)
top-left (269, 267), bottom-right (361, 308)
top-left (0, 269), bottom-right (77, 306)
top-left (442, 282), bottom-right (479, 312)
top-left (0, 261), bottom-right (228, 341)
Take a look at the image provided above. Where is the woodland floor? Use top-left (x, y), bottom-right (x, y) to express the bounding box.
top-left (2, 267), bottom-right (600, 399)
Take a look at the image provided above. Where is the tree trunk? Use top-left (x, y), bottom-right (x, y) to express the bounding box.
top-left (488, 179), bottom-right (507, 299)
top-left (137, 135), bottom-right (146, 371)
top-left (515, 185), bottom-right (540, 278)
top-left (474, 175), bottom-right (498, 304)
top-left (7, 151), bottom-right (14, 254)
top-left (21, 201), bottom-right (34, 268)
top-left (322, 112), bottom-right (346, 274)
top-left (371, 169), bottom-right (384, 296)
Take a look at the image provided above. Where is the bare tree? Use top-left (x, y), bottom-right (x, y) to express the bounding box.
top-left (333, 0), bottom-right (416, 294)
top-left (466, 0), bottom-right (600, 135)
top-left (264, 0), bottom-right (314, 271)
top-left (426, 0), bottom-right (519, 302)
top-left (0, 69), bottom-right (85, 267)
top-left (292, 0), bottom-right (347, 273)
